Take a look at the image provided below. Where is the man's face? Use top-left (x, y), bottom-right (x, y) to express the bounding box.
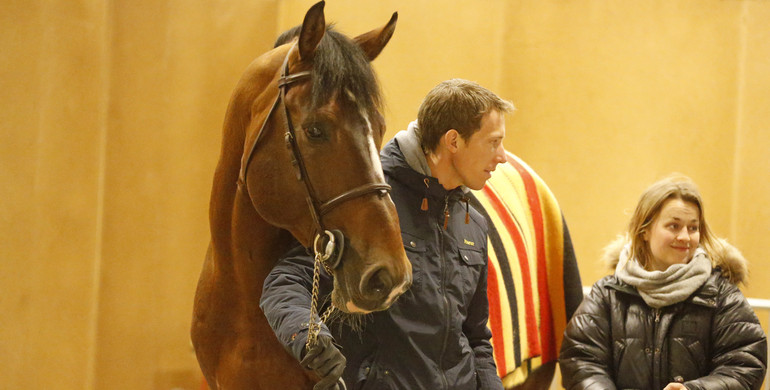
top-left (451, 110), bottom-right (507, 190)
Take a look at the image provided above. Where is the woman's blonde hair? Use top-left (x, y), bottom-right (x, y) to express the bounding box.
top-left (626, 174), bottom-right (723, 269)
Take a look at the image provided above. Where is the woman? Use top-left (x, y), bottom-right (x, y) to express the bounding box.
top-left (559, 175), bottom-right (767, 390)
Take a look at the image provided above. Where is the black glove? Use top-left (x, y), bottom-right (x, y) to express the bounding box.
top-left (300, 334), bottom-right (347, 390)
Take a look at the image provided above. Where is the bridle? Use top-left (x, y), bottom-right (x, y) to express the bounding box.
top-left (238, 43), bottom-right (391, 271)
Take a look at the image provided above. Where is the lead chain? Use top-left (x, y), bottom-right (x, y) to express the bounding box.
top-left (306, 250), bottom-right (336, 350)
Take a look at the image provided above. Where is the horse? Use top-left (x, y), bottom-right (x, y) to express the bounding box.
top-left (191, 2), bottom-right (412, 389)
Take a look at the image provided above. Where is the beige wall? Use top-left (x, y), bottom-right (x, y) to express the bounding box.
top-left (2, 1), bottom-right (768, 389)
top-left (94, 2), bottom-right (279, 388)
top-left (2, 1), bottom-right (108, 389)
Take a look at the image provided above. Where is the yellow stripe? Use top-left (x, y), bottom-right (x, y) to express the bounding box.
top-left (501, 357), bottom-right (542, 388)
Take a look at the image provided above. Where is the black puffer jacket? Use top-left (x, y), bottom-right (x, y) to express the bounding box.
top-left (260, 137), bottom-right (502, 389)
top-left (559, 239), bottom-right (767, 390)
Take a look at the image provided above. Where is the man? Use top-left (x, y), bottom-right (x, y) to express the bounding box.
top-left (261, 79), bottom-right (513, 389)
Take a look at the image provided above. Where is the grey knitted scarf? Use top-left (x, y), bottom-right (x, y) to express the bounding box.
top-left (615, 244), bottom-right (711, 308)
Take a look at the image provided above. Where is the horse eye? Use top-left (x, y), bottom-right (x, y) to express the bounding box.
top-left (305, 124), bottom-right (324, 140)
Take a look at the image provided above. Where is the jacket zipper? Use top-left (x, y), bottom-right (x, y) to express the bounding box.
top-left (652, 308), bottom-right (661, 388)
top-left (437, 194), bottom-right (451, 390)
top-left (442, 195), bottom-right (450, 230)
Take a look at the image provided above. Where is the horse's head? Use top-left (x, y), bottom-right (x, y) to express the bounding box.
top-left (240, 1), bottom-right (411, 314)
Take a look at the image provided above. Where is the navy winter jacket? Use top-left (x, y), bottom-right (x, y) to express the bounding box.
top-left (260, 137), bottom-right (502, 389)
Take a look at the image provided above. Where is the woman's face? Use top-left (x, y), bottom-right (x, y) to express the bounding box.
top-left (643, 198), bottom-right (701, 271)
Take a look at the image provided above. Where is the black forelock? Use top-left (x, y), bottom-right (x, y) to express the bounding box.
top-left (310, 27), bottom-right (381, 114)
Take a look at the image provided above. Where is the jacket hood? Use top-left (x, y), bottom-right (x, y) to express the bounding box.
top-left (381, 137), bottom-right (466, 201)
top-left (380, 135), bottom-right (413, 176)
top-left (601, 235), bottom-right (749, 285)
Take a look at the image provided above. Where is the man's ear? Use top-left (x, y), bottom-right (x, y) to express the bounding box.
top-left (444, 129), bottom-right (460, 152)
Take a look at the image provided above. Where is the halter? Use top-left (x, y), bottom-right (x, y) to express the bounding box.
top-left (238, 43), bottom-right (391, 269)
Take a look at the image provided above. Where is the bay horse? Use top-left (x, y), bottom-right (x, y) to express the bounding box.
top-left (191, 2), bottom-right (412, 389)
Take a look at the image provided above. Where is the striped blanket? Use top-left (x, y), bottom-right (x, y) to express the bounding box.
top-left (471, 152), bottom-right (582, 388)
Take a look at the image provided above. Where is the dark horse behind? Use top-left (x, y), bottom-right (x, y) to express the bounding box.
top-left (191, 2), bottom-right (412, 389)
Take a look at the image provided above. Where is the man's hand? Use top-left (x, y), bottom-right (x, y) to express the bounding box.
top-left (662, 382), bottom-right (687, 390)
top-left (300, 335), bottom-right (346, 390)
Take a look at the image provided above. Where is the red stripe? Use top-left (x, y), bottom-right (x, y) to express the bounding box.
top-left (506, 154), bottom-right (556, 362)
top-left (481, 185), bottom-right (541, 357)
top-left (486, 258), bottom-right (506, 377)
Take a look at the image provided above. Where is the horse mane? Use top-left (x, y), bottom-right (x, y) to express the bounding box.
top-left (274, 24), bottom-right (382, 115)
top-left (273, 26), bottom-right (301, 48)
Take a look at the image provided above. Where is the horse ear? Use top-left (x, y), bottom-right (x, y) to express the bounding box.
top-left (298, 1), bottom-right (326, 61)
top-left (353, 12), bottom-right (398, 61)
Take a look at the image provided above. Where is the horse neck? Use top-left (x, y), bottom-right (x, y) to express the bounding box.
top-left (208, 48), bottom-right (296, 289)
top-left (208, 182), bottom-right (294, 301)
top-left (233, 188), bottom-right (294, 284)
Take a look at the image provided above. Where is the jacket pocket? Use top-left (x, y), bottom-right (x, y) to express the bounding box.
top-left (458, 247), bottom-right (485, 266)
top-left (613, 339), bottom-right (627, 375)
top-left (357, 353), bottom-right (397, 390)
top-left (674, 338), bottom-right (706, 377)
top-left (458, 246), bottom-right (485, 298)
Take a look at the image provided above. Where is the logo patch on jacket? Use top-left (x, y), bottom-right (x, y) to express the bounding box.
top-left (463, 239), bottom-right (475, 246)
top-left (682, 320), bottom-right (698, 336)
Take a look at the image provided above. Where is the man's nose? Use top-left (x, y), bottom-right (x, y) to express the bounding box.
top-left (494, 144), bottom-right (506, 164)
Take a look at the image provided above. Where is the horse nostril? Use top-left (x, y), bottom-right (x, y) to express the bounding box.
top-left (362, 267), bottom-right (392, 298)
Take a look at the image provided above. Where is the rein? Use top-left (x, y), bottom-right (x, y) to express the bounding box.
top-left (237, 44), bottom-right (389, 369)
